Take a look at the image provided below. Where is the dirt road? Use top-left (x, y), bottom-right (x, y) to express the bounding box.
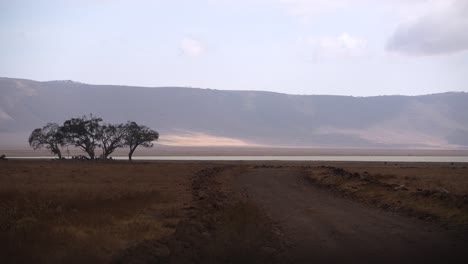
top-left (235, 167), bottom-right (468, 263)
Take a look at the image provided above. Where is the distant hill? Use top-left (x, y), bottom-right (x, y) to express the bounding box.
top-left (1, 77), bottom-right (467, 149)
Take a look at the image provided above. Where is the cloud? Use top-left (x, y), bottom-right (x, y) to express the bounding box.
top-left (298, 33), bottom-right (366, 60)
top-left (386, 0), bottom-right (468, 56)
top-left (180, 38), bottom-right (205, 57)
top-left (0, 110), bottom-right (13, 122)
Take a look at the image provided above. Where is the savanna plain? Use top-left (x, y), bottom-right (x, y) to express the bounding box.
top-left (1, 159), bottom-right (468, 263)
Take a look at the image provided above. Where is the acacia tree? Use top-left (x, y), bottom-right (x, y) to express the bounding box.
top-left (28, 123), bottom-right (65, 158)
top-left (100, 123), bottom-right (126, 158)
top-left (61, 114), bottom-right (103, 159)
top-left (123, 121), bottom-right (159, 161)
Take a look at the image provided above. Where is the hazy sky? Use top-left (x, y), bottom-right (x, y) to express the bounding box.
top-left (1, 0), bottom-right (468, 96)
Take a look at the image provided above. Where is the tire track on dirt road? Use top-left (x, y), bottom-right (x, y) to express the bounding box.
top-left (235, 167), bottom-right (468, 263)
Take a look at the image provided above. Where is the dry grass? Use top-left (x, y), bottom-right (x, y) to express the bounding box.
top-left (0, 160), bottom-right (201, 264)
top-left (337, 162), bottom-right (468, 195)
top-left (3, 160), bottom-right (467, 263)
top-left (200, 201), bottom-right (282, 264)
top-left (302, 162), bottom-right (468, 227)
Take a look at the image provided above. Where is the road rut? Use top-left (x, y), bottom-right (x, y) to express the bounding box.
top-left (235, 168), bottom-right (468, 263)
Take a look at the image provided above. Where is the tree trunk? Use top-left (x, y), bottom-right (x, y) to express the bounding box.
top-left (128, 149), bottom-right (133, 161)
top-left (103, 148), bottom-right (109, 159)
top-left (54, 144), bottom-right (62, 159)
top-left (128, 146), bottom-right (137, 161)
top-left (87, 148), bottom-right (95, 160)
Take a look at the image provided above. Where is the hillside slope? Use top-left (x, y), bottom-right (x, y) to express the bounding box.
top-left (1, 77), bottom-right (467, 148)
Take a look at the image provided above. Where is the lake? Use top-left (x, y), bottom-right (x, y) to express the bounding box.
top-left (8, 156), bottom-right (468, 162)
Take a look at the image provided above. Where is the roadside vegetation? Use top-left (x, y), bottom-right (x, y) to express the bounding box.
top-left (302, 163), bottom-right (468, 228)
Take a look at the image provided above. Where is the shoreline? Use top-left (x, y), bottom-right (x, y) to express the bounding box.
top-left (2, 146), bottom-right (468, 158)
top-left (4, 156), bottom-right (468, 163)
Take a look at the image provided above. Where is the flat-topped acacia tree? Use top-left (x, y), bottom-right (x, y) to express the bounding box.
top-left (61, 114), bottom-right (103, 159)
top-left (28, 123), bottom-right (65, 159)
top-left (28, 115), bottom-right (159, 160)
top-left (99, 123), bottom-right (126, 159)
top-left (123, 121), bottom-right (159, 161)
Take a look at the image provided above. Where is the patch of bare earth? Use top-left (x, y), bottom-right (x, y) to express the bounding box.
top-left (112, 165), bottom-right (284, 264)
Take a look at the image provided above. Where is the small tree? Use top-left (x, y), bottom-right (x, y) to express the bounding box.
top-left (123, 121), bottom-right (159, 161)
top-left (61, 114), bottom-right (103, 159)
top-left (28, 123), bottom-right (65, 158)
top-left (100, 123), bottom-right (126, 158)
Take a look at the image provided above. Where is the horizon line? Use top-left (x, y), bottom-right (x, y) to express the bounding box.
top-left (1, 76), bottom-right (467, 98)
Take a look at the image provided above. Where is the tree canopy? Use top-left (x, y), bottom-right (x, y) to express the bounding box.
top-left (28, 115), bottom-right (159, 160)
top-left (61, 114), bottom-right (103, 159)
top-left (28, 123), bottom-right (65, 158)
top-left (100, 123), bottom-right (126, 158)
top-left (123, 121), bottom-right (159, 161)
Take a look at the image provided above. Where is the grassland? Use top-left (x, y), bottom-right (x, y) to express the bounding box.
top-left (0, 160), bottom-right (200, 263)
top-left (1, 160), bottom-right (467, 263)
top-left (0, 160), bottom-right (281, 264)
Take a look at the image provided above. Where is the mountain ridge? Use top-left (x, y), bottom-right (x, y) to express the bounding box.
top-left (2, 76), bottom-right (465, 97)
top-left (1, 77), bottom-right (467, 149)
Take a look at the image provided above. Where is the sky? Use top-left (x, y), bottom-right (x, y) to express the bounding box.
top-left (1, 0), bottom-right (468, 96)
